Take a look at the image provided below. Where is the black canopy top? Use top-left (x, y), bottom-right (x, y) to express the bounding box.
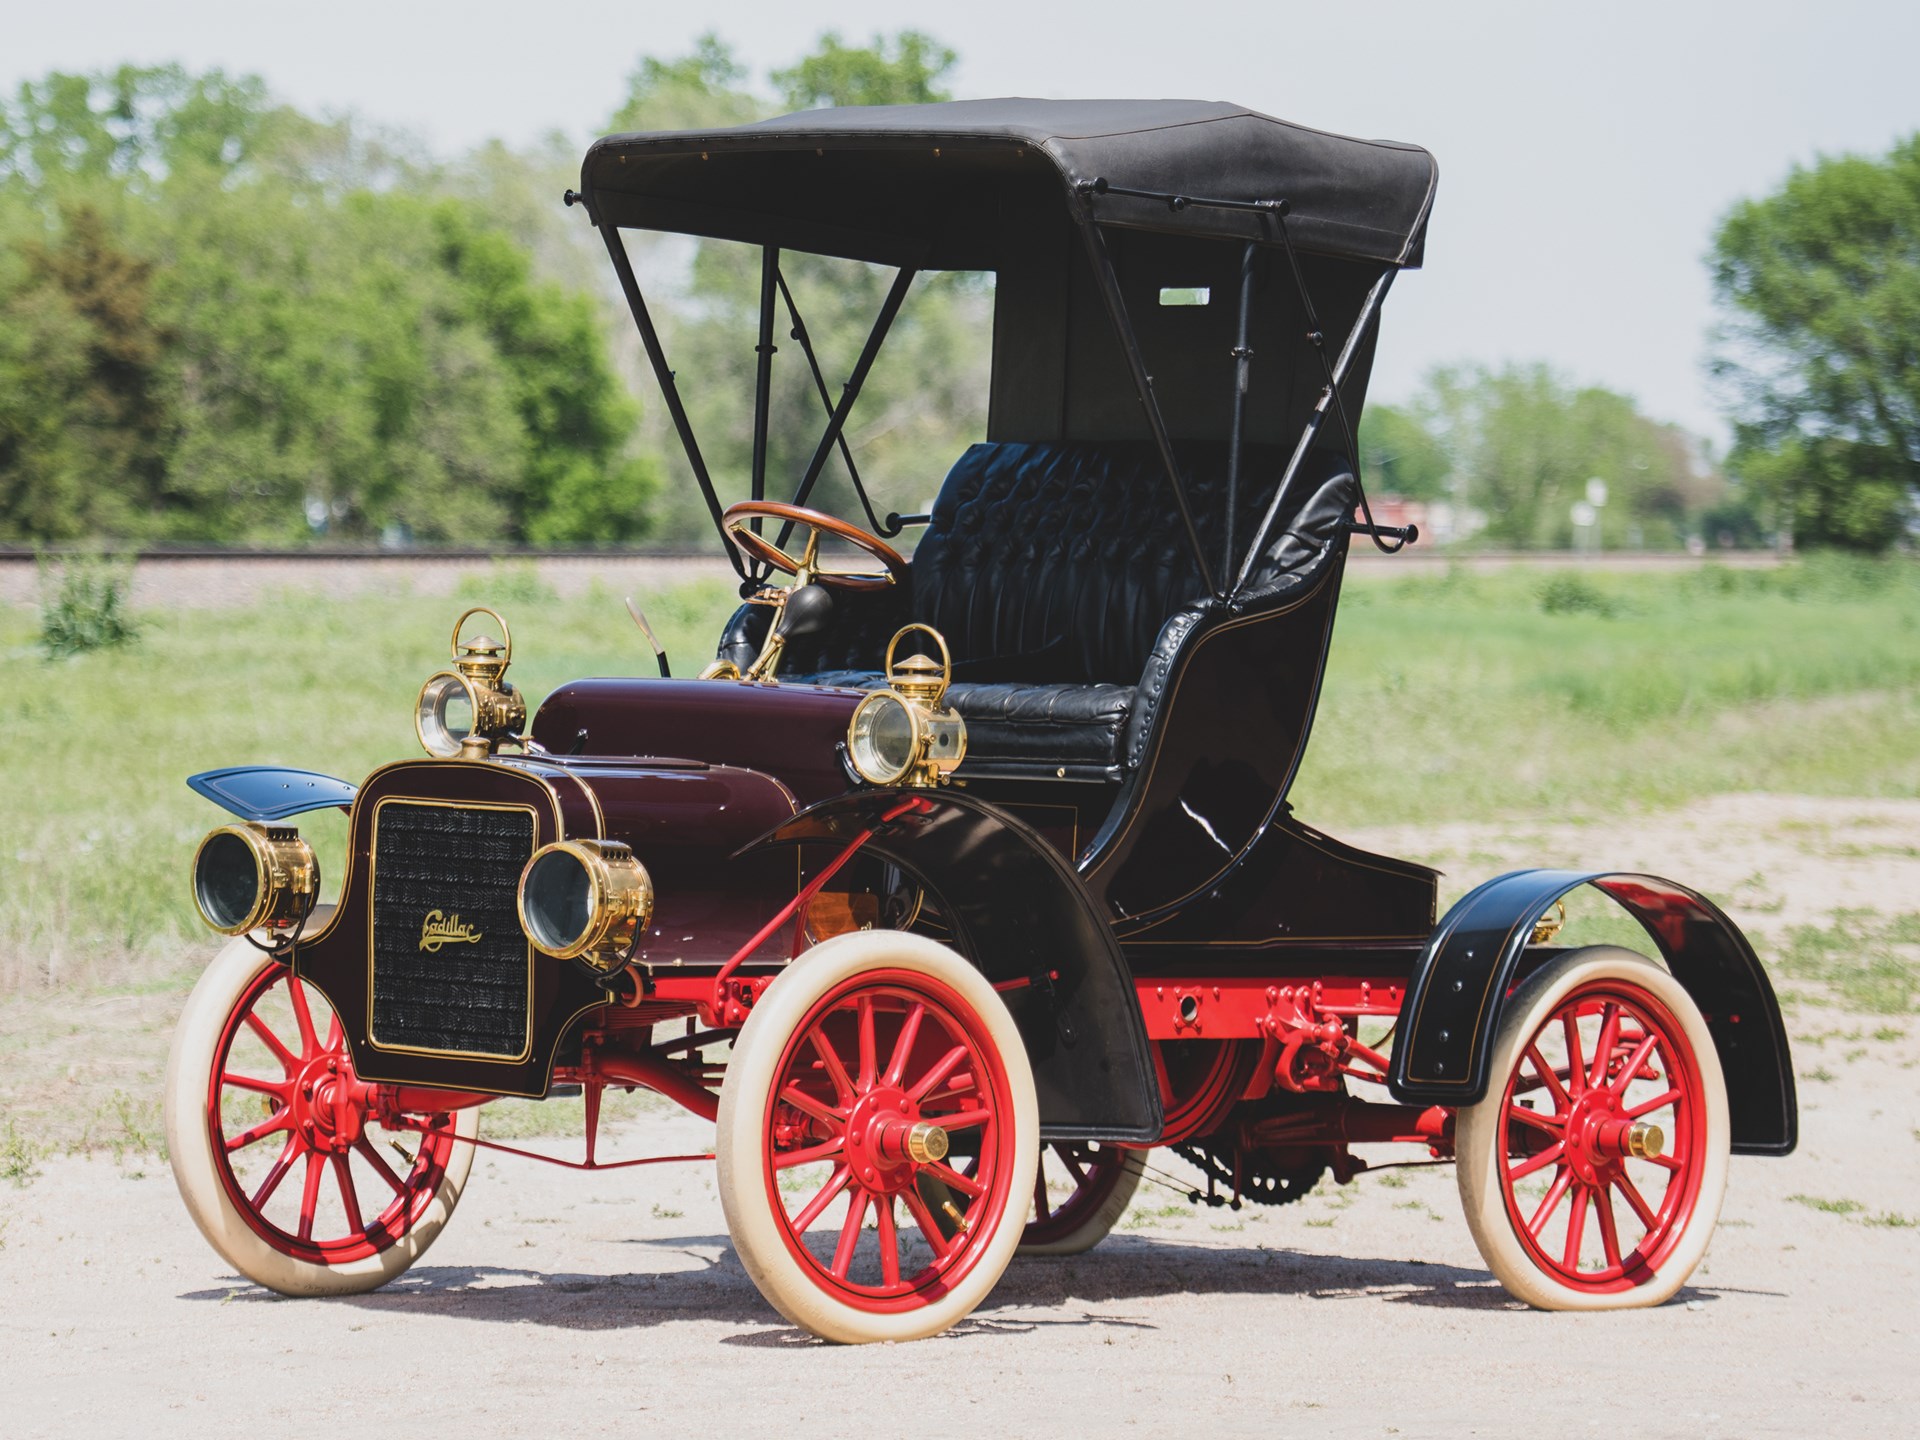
top-left (582, 98), bottom-right (1438, 269)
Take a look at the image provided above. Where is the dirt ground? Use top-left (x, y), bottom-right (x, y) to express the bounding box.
top-left (3, 794), bottom-right (1916, 1438)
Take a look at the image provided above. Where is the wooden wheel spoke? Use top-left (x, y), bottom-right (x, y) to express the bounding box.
top-left (1056, 1146), bottom-right (1089, 1186)
top-left (331, 1154), bottom-right (365, 1235)
top-left (875, 1195), bottom-right (901, 1287)
top-left (1562, 1185), bottom-right (1591, 1270)
top-left (924, 1106), bottom-right (990, 1132)
top-left (354, 1138), bottom-right (406, 1195)
top-left (1526, 1044), bottom-right (1571, 1110)
top-left (221, 1071), bottom-right (284, 1097)
top-left (856, 995), bottom-right (877, 1091)
top-left (1645, 1152), bottom-right (1682, 1172)
top-left (1624, 1087), bottom-right (1682, 1121)
top-left (225, 1109), bottom-right (291, 1153)
top-left (243, 1012), bottom-right (297, 1072)
top-left (809, 1029), bottom-right (856, 1108)
top-left (1561, 1012), bottom-right (1586, 1095)
top-left (288, 978), bottom-right (321, 1058)
top-left (250, 1136), bottom-right (300, 1211)
top-left (907, 1044), bottom-right (970, 1103)
top-left (779, 1083), bottom-right (844, 1130)
top-left (1528, 1167), bottom-right (1573, 1237)
top-left (296, 1153), bottom-right (324, 1242)
top-left (1506, 1104), bottom-right (1564, 1138)
top-left (884, 1003), bottom-right (926, 1089)
top-left (900, 1187), bottom-right (952, 1261)
top-left (1507, 1141), bottom-right (1565, 1183)
top-left (1589, 1003), bottom-right (1621, 1090)
top-left (831, 1190), bottom-right (870, 1280)
top-left (773, 1135), bottom-right (847, 1170)
top-left (1033, 1168), bottom-right (1052, 1220)
top-left (788, 1165), bottom-right (851, 1235)
top-left (1614, 1171), bottom-right (1660, 1232)
top-left (1594, 1187), bottom-right (1623, 1271)
top-left (1610, 1034), bottom-right (1660, 1097)
top-left (920, 1160), bottom-right (984, 1199)
top-left (325, 1012), bottom-right (345, 1054)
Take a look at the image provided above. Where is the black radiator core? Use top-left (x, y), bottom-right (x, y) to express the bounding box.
top-left (370, 801), bottom-right (535, 1057)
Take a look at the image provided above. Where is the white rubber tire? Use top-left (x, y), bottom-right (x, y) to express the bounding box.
top-left (164, 914), bottom-right (478, 1297)
top-left (1456, 945), bottom-right (1730, 1311)
top-left (1019, 1146), bottom-right (1147, 1256)
top-left (716, 930), bottom-right (1040, 1343)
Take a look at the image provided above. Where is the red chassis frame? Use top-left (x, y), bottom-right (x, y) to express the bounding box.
top-left (364, 811), bottom-right (1455, 1185)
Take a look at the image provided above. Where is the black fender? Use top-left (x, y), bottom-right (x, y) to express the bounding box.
top-left (1387, 870), bottom-right (1795, 1155)
top-left (746, 789), bottom-right (1162, 1143)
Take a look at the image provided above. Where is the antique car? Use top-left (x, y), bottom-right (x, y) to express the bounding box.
top-left (164, 98), bottom-right (1796, 1342)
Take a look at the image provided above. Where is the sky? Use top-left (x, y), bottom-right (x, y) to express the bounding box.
top-left (8, 0), bottom-right (1919, 446)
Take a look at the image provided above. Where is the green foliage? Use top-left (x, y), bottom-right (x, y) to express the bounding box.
top-left (1423, 362), bottom-right (1717, 549)
top-left (614, 31), bottom-right (987, 545)
top-left (773, 31), bottom-right (957, 110)
top-left (1710, 135), bottom-right (1920, 550)
top-left (609, 33), bottom-right (763, 133)
top-left (0, 66), bottom-right (650, 547)
top-left (1358, 403), bottom-right (1450, 501)
top-left (1536, 572), bottom-right (1620, 618)
top-left (36, 552), bottom-right (140, 656)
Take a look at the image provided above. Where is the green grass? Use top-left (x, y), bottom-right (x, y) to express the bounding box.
top-left (1292, 555), bottom-right (1920, 827)
top-left (1772, 911), bottom-right (1920, 1015)
top-left (2, 552), bottom-right (1917, 1002)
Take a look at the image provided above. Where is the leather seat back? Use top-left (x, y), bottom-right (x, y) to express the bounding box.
top-left (731, 440), bottom-right (1354, 684)
top-left (909, 440), bottom-right (1349, 684)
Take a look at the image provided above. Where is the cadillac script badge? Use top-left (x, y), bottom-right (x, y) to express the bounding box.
top-left (419, 910), bottom-right (482, 953)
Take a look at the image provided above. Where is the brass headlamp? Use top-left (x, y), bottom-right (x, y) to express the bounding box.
top-left (517, 839), bottom-right (655, 974)
top-left (845, 625), bottom-right (968, 788)
top-left (191, 823), bottom-right (320, 937)
top-left (416, 607), bottom-right (527, 759)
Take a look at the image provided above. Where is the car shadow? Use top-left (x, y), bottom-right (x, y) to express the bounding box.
top-left (175, 1229), bottom-right (1740, 1337)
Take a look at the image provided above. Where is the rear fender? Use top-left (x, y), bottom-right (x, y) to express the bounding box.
top-left (746, 790), bottom-right (1161, 1143)
top-left (1387, 869), bottom-right (1795, 1155)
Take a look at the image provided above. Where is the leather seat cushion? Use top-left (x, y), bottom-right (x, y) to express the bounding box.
top-left (797, 672), bottom-right (1136, 767)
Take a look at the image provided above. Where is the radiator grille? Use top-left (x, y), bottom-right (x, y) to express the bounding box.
top-left (370, 801), bottom-right (535, 1058)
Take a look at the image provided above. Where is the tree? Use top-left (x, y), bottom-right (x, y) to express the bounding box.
top-left (609, 33), bottom-right (763, 134)
top-left (0, 65), bottom-right (653, 546)
top-left (1357, 403), bottom-right (1449, 501)
top-left (0, 203), bottom-right (169, 539)
top-left (1710, 136), bottom-right (1920, 550)
top-left (773, 31), bottom-right (957, 109)
top-left (1422, 363), bottom-right (1714, 549)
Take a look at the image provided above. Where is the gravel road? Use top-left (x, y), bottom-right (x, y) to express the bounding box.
top-left (3, 796), bottom-right (1915, 1438)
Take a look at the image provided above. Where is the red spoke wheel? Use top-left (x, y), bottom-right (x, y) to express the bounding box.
top-left (717, 931), bottom-right (1039, 1343)
top-left (1019, 1142), bottom-right (1146, 1256)
top-left (1456, 946), bottom-right (1729, 1310)
top-left (165, 917), bottom-right (479, 1296)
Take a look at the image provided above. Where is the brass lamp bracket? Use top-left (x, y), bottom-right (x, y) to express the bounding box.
top-left (416, 606), bottom-right (529, 758)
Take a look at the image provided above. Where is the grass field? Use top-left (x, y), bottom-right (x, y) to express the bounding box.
top-left (3, 553), bottom-right (1916, 993)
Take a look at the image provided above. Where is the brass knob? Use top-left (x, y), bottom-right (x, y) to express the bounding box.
top-left (906, 1121), bottom-right (949, 1165)
top-left (1625, 1121), bottom-right (1666, 1160)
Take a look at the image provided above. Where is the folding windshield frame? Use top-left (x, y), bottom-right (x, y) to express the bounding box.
top-left (597, 179), bottom-right (1409, 599)
top-left (598, 222), bottom-right (921, 589)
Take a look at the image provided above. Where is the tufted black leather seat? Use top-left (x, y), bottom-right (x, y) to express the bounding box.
top-left (718, 440), bottom-right (1356, 771)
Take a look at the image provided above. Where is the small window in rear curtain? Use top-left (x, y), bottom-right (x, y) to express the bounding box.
top-left (1158, 286), bottom-right (1211, 306)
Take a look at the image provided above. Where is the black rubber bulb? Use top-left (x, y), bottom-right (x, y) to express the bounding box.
top-left (775, 582), bottom-right (835, 639)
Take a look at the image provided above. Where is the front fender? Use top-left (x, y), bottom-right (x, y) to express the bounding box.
top-left (1387, 869), bottom-right (1796, 1155)
top-left (746, 790), bottom-right (1162, 1143)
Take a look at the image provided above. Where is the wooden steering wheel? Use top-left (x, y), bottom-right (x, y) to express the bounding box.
top-left (722, 501), bottom-right (908, 593)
